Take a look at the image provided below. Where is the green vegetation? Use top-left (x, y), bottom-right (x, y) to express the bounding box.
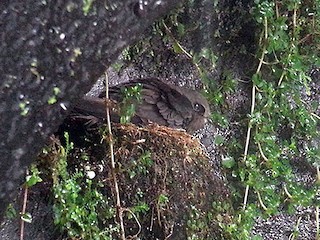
top-left (47, 87), bottom-right (61, 105)
top-left (82, 0), bottom-right (94, 16)
top-left (119, 84), bottom-right (142, 124)
top-left (218, 0), bottom-right (320, 239)
top-left (127, 150), bottom-right (153, 179)
top-left (52, 133), bottom-right (118, 239)
top-left (25, 164), bottom-right (43, 188)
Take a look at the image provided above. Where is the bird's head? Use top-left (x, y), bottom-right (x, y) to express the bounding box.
top-left (187, 90), bottom-right (211, 133)
top-left (170, 85), bottom-right (211, 133)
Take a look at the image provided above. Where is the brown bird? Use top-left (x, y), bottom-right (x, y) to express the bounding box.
top-left (73, 78), bottom-right (210, 133)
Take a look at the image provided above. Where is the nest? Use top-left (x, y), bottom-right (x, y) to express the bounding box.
top-left (43, 121), bottom-right (227, 239)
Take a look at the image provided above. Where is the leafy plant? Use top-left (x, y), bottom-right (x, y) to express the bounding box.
top-left (5, 204), bottom-right (17, 220)
top-left (218, 0), bottom-right (320, 238)
top-left (52, 132), bottom-right (118, 240)
top-left (25, 164), bottom-right (43, 187)
top-left (119, 84), bottom-right (142, 124)
top-left (128, 150), bottom-right (153, 179)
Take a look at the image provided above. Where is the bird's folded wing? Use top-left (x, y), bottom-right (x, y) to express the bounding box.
top-left (72, 79), bottom-right (195, 129)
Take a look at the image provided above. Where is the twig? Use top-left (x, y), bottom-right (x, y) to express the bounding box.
top-left (243, 16), bottom-right (266, 161)
top-left (283, 184), bottom-right (293, 199)
top-left (164, 222), bottom-right (174, 240)
top-left (20, 169), bottom-right (29, 240)
top-left (104, 72), bottom-right (126, 240)
top-left (277, 70), bottom-right (286, 87)
top-left (239, 184), bottom-right (249, 222)
top-left (311, 112), bottom-right (320, 121)
top-left (293, 3), bottom-right (297, 35)
top-left (316, 206), bottom-right (319, 239)
top-left (149, 207), bottom-right (154, 231)
top-left (256, 190), bottom-right (268, 211)
top-left (162, 21), bottom-right (203, 77)
top-left (242, 16), bottom-right (268, 214)
top-left (123, 208), bottom-right (142, 239)
top-left (257, 138), bottom-right (269, 162)
top-left (275, 1), bottom-right (279, 19)
top-left (288, 216), bottom-right (302, 240)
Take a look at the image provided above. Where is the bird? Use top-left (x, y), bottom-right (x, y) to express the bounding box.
top-left (73, 78), bottom-right (211, 134)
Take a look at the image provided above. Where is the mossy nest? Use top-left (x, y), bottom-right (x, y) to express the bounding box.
top-left (48, 121), bottom-right (229, 239)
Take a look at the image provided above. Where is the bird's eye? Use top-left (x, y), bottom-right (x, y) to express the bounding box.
top-left (193, 103), bottom-right (205, 114)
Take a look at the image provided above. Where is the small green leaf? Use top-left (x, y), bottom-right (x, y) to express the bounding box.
top-left (222, 155), bottom-right (235, 168)
top-left (214, 135), bottom-right (225, 146)
top-left (21, 212), bottom-right (32, 223)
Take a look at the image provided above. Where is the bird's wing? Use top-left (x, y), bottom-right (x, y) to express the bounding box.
top-left (73, 78), bottom-right (194, 128)
top-left (135, 79), bottom-right (193, 128)
top-left (100, 79), bottom-right (192, 127)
